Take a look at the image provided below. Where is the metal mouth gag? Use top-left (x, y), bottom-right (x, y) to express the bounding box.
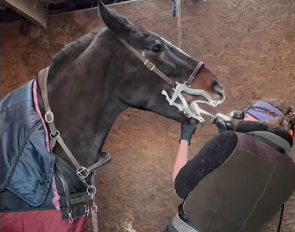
top-left (162, 82), bottom-right (225, 123)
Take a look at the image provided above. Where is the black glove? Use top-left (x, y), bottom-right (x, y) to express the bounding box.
top-left (211, 113), bottom-right (234, 133)
top-left (180, 119), bottom-right (201, 145)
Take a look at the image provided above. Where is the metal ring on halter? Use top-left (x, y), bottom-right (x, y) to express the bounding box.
top-left (45, 111), bottom-right (54, 123)
top-left (87, 185), bottom-right (97, 195)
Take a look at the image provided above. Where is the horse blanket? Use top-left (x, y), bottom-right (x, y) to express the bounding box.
top-left (0, 80), bottom-right (55, 206)
top-left (0, 80), bottom-right (86, 232)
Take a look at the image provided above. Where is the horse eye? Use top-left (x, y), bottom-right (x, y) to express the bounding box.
top-left (151, 44), bottom-right (162, 53)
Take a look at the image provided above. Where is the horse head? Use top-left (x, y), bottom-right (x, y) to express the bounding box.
top-left (40, 1), bottom-right (226, 166)
top-left (98, 1), bottom-right (225, 124)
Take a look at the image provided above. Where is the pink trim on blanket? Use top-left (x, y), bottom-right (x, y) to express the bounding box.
top-left (33, 80), bottom-right (50, 151)
top-left (33, 80), bottom-right (61, 211)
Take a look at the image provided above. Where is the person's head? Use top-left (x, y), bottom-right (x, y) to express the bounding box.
top-left (231, 99), bottom-right (295, 137)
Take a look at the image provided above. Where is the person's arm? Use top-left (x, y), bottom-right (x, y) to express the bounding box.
top-left (173, 120), bottom-right (201, 182)
top-left (172, 114), bottom-right (232, 182)
top-left (173, 140), bottom-right (189, 182)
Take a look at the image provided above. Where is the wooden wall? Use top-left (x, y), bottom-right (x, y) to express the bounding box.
top-left (1, 0), bottom-right (295, 231)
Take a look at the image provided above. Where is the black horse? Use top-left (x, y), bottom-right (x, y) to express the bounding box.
top-left (0, 1), bottom-right (225, 231)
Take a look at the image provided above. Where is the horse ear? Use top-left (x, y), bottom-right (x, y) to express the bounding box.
top-left (98, 0), bottom-right (143, 41)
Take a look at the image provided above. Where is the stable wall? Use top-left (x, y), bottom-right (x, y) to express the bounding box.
top-left (1, 0), bottom-right (295, 231)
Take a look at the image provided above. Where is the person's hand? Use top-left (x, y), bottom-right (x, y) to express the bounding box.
top-left (211, 113), bottom-right (234, 133)
top-left (180, 119), bottom-right (201, 145)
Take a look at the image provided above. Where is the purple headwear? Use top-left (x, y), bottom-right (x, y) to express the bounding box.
top-left (244, 101), bottom-right (285, 122)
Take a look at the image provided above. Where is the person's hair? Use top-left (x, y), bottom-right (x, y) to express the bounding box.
top-left (250, 99), bottom-right (295, 132)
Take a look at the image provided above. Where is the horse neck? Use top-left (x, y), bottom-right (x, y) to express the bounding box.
top-left (39, 32), bottom-right (127, 168)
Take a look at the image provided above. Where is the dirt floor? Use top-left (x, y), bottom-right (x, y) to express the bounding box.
top-left (1, 0), bottom-right (295, 231)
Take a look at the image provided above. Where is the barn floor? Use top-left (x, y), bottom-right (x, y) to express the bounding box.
top-left (1, 0), bottom-right (295, 231)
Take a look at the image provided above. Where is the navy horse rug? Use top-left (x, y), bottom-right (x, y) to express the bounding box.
top-left (0, 80), bottom-right (87, 232)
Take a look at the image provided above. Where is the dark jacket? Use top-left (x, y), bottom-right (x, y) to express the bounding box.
top-left (174, 121), bottom-right (293, 199)
top-left (174, 121), bottom-right (295, 232)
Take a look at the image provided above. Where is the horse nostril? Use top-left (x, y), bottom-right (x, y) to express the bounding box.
top-left (212, 80), bottom-right (224, 92)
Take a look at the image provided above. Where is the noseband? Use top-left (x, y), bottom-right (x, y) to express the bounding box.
top-left (119, 39), bottom-right (225, 123)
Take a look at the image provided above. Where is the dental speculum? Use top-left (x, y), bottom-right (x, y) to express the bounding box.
top-left (162, 82), bottom-right (225, 123)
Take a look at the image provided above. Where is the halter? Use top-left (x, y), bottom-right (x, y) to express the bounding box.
top-left (38, 68), bottom-right (111, 229)
top-left (36, 39), bottom-right (224, 184)
top-left (36, 37), bottom-right (224, 228)
top-left (119, 39), bottom-right (225, 123)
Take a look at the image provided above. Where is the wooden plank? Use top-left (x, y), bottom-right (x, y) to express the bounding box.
top-left (1, 0), bottom-right (47, 27)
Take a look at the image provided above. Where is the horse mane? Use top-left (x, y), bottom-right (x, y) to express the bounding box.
top-left (50, 27), bottom-right (106, 73)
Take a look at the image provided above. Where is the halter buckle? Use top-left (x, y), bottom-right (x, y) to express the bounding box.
top-left (77, 167), bottom-right (90, 179)
top-left (45, 111), bottom-right (54, 123)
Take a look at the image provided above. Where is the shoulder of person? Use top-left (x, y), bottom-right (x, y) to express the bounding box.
top-left (204, 131), bottom-right (239, 149)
